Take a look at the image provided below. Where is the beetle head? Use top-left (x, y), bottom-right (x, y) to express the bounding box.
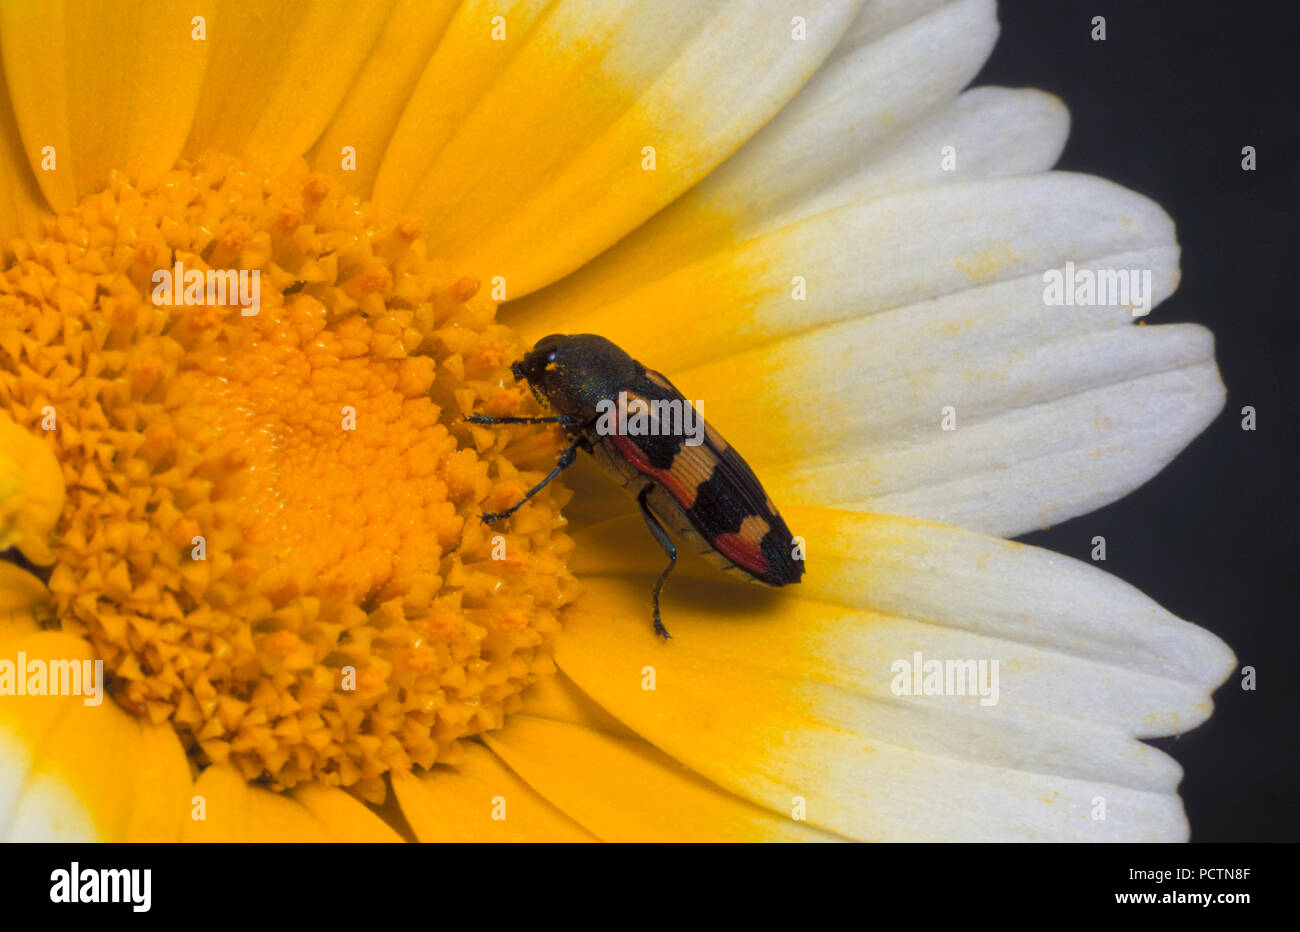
top-left (511, 333), bottom-right (636, 419)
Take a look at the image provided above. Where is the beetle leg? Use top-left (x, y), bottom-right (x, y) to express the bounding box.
top-left (637, 485), bottom-right (675, 640)
top-left (464, 413), bottom-right (581, 426)
top-left (479, 438), bottom-right (581, 524)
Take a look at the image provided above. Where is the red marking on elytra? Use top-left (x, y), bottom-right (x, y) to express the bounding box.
top-left (713, 532), bottom-right (772, 576)
top-left (612, 434), bottom-right (697, 508)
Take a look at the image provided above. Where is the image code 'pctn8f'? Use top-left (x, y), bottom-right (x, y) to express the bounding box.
top-left (467, 333), bottom-right (804, 639)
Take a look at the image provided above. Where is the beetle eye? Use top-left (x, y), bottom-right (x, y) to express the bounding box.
top-left (546, 350), bottom-right (558, 364)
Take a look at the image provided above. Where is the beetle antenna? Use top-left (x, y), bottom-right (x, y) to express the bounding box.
top-left (464, 413), bottom-right (580, 426)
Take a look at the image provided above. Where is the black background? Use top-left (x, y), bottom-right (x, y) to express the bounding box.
top-left (975, 2), bottom-right (1298, 841)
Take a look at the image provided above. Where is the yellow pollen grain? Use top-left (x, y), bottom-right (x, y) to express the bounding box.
top-left (0, 155), bottom-right (579, 800)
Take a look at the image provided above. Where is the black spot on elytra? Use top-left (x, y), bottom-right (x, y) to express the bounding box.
top-left (635, 430), bottom-right (686, 471)
top-left (688, 472), bottom-right (747, 535)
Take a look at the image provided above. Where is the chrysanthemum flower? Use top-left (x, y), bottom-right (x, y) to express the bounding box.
top-left (0, 0), bottom-right (1232, 842)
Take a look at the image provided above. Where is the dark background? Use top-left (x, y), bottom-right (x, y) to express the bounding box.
top-left (975, 2), bottom-right (1298, 841)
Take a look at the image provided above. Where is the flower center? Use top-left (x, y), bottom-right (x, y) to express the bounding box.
top-left (0, 155), bottom-right (578, 800)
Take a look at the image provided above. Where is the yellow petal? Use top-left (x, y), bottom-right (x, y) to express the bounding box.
top-left (182, 767), bottom-right (404, 841)
top-left (374, 0), bottom-right (864, 297)
top-left (181, 765), bottom-right (328, 841)
top-left (368, 0), bottom-right (556, 211)
top-left (0, 408), bottom-right (66, 567)
top-left (517, 667), bottom-right (639, 740)
top-left (507, 172), bottom-right (1177, 372)
top-left (506, 0), bottom-right (1007, 336)
top-left (391, 742), bottom-right (594, 841)
top-left (0, 56), bottom-right (46, 250)
top-left (0, 562), bottom-right (49, 624)
top-left (485, 715), bottom-right (838, 841)
top-left (122, 713), bottom-right (194, 842)
top-left (183, 0), bottom-right (391, 171)
top-left (0, 0), bottom-right (212, 210)
top-left (1, 631), bottom-right (189, 841)
top-left (293, 782), bottom-right (404, 842)
top-left (556, 506), bottom-right (1232, 840)
top-left (0, 634), bottom-right (80, 837)
top-left (308, 0), bottom-right (460, 194)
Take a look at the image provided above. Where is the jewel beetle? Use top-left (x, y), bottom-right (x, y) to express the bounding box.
top-left (467, 333), bottom-right (804, 639)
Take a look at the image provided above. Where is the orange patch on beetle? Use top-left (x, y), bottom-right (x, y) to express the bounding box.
top-left (612, 433), bottom-right (698, 508)
top-left (610, 391), bottom-right (714, 510)
top-left (735, 514), bottom-right (771, 545)
top-left (714, 514), bottom-right (774, 575)
top-left (665, 447), bottom-right (717, 501)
